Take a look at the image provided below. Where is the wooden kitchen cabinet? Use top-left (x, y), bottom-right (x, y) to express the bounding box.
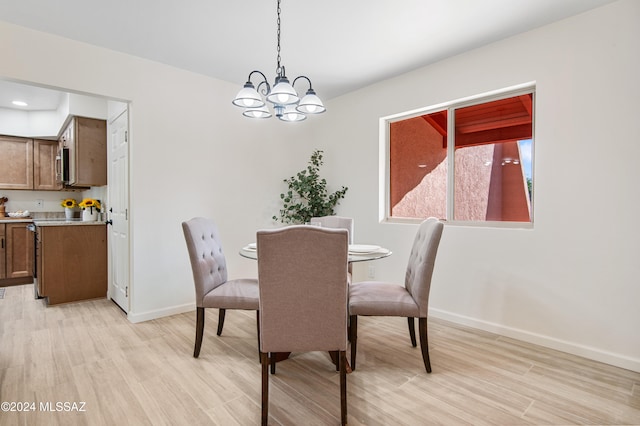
top-left (33, 139), bottom-right (63, 191)
top-left (60, 117), bottom-right (107, 187)
top-left (0, 136), bottom-right (33, 189)
top-left (0, 222), bottom-right (33, 284)
top-left (38, 224), bottom-right (107, 305)
top-left (0, 225), bottom-right (5, 279)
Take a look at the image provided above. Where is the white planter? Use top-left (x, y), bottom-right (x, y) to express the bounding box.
top-left (65, 208), bottom-right (75, 220)
top-left (82, 209), bottom-right (98, 222)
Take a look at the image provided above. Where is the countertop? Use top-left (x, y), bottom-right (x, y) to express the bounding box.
top-left (0, 217), bottom-right (105, 226)
top-left (0, 218), bottom-right (33, 224)
top-left (33, 219), bottom-right (106, 227)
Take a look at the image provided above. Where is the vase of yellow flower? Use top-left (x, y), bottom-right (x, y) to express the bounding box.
top-left (0, 196), bottom-right (7, 217)
top-left (61, 198), bottom-right (77, 220)
top-left (79, 198), bottom-right (101, 222)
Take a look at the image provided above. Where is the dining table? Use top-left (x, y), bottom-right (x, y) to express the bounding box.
top-left (239, 243), bottom-right (392, 263)
top-left (239, 240), bottom-right (392, 372)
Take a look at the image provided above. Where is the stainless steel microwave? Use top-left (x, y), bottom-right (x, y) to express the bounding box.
top-left (55, 147), bottom-right (70, 185)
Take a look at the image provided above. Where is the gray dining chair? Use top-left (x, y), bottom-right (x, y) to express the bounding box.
top-left (311, 215), bottom-right (354, 282)
top-left (310, 215), bottom-right (354, 243)
top-left (182, 217), bottom-right (260, 358)
top-left (257, 225), bottom-right (349, 426)
top-left (348, 217), bottom-right (444, 373)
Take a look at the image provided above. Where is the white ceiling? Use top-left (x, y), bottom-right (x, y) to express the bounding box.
top-left (0, 0), bottom-right (616, 110)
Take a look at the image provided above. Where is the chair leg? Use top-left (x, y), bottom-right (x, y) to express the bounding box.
top-left (349, 315), bottom-right (358, 370)
top-left (194, 307), bottom-right (205, 358)
top-left (256, 311), bottom-right (261, 363)
top-left (216, 308), bottom-right (226, 336)
top-left (339, 350), bottom-right (347, 426)
top-left (261, 351), bottom-right (269, 426)
top-left (418, 318), bottom-right (432, 373)
top-left (330, 351), bottom-right (339, 371)
top-left (408, 317), bottom-right (417, 347)
top-left (270, 353), bottom-right (276, 374)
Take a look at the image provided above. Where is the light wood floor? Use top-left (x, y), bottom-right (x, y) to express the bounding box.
top-left (1, 284), bottom-right (639, 426)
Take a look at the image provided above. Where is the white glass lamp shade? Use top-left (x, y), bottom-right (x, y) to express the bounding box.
top-left (266, 78), bottom-right (299, 105)
top-left (279, 104), bottom-right (307, 122)
top-left (232, 83), bottom-right (265, 108)
top-left (243, 105), bottom-right (272, 119)
top-left (296, 90), bottom-right (326, 114)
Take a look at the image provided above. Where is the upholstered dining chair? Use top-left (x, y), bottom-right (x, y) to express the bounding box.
top-left (257, 225), bottom-right (349, 426)
top-left (348, 217), bottom-right (444, 373)
top-left (311, 215), bottom-right (354, 282)
top-left (182, 217), bottom-right (260, 358)
top-left (310, 215), bottom-right (354, 243)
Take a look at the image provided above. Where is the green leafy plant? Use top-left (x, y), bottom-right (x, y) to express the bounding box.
top-left (273, 150), bottom-right (348, 224)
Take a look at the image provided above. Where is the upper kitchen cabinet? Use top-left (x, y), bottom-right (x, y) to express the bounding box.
top-left (60, 117), bottom-right (107, 187)
top-left (0, 137), bottom-right (62, 191)
top-left (34, 139), bottom-right (63, 191)
top-left (0, 135), bottom-right (34, 189)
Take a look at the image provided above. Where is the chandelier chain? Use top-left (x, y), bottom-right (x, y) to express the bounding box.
top-left (276, 0), bottom-right (282, 75)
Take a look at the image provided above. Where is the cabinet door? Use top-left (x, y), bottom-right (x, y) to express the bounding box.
top-left (5, 223), bottom-right (33, 279)
top-left (0, 136), bottom-right (33, 189)
top-left (40, 225), bottom-right (107, 305)
top-left (0, 225), bottom-right (5, 279)
top-left (74, 117), bottom-right (107, 186)
top-left (33, 139), bottom-right (63, 191)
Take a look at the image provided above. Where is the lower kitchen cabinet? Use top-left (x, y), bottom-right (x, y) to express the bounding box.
top-left (38, 224), bottom-right (107, 305)
top-left (0, 222), bottom-right (33, 284)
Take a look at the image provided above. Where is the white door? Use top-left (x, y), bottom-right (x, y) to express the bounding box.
top-left (108, 108), bottom-right (130, 312)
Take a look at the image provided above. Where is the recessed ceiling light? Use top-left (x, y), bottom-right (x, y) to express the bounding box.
top-left (12, 100), bottom-right (28, 107)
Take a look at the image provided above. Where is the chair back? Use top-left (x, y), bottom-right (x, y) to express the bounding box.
top-left (405, 218), bottom-right (444, 317)
top-left (257, 226), bottom-right (349, 353)
top-left (310, 216), bottom-right (354, 244)
top-left (182, 217), bottom-right (229, 306)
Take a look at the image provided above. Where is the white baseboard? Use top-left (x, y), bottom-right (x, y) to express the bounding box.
top-left (127, 302), bottom-right (195, 324)
top-left (429, 308), bottom-right (640, 373)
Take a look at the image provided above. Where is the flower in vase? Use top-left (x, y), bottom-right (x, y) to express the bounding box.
top-left (78, 199), bottom-right (101, 211)
top-left (61, 198), bottom-right (77, 208)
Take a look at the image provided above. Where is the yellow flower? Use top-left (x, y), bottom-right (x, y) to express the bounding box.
top-left (61, 198), bottom-right (77, 208)
top-left (78, 198), bottom-right (101, 211)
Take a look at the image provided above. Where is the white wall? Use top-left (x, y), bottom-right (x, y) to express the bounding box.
top-left (0, 91), bottom-right (107, 137)
top-left (1, 0), bottom-right (637, 372)
top-left (313, 0), bottom-right (640, 372)
top-left (0, 19), bottom-right (317, 322)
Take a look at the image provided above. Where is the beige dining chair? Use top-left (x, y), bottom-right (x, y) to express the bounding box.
top-left (348, 217), bottom-right (444, 373)
top-left (311, 215), bottom-right (354, 282)
top-left (257, 225), bottom-right (349, 426)
top-left (310, 215), bottom-right (354, 243)
top-left (182, 217), bottom-right (260, 358)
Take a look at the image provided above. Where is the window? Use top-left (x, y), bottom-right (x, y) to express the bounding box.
top-left (386, 86), bottom-right (534, 224)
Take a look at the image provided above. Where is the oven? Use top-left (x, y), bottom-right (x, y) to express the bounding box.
top-left (26, 223), bottom-right (41, 299)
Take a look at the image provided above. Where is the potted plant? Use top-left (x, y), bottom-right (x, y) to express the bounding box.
top-left (273, 150), bottom-right (348, 224)
top-left (79, 198), bottom-right (101, 222)
top-left (0, 196), bottom-right (7, 217)
top-left (61, 198), bottom-right (77, 220)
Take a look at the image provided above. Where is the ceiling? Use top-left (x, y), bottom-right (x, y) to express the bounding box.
top-left (0, 0), bottom-right (616, 111)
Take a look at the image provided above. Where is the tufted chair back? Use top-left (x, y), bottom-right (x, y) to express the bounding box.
top-left (404, 217), bottom-right (444, 318)
top-left (310, 216), bottom-right (354, 244)
top-left (182, 217), bottom-right (229, 307)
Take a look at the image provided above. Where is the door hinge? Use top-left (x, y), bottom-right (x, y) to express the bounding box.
top-left (125, 286), bottom-right (129, 297)
top-left (125, 130), bottom-right (128, 142)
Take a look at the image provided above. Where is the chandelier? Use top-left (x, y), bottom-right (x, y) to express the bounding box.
top-left (232, 0), bottom-right (325, 122)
